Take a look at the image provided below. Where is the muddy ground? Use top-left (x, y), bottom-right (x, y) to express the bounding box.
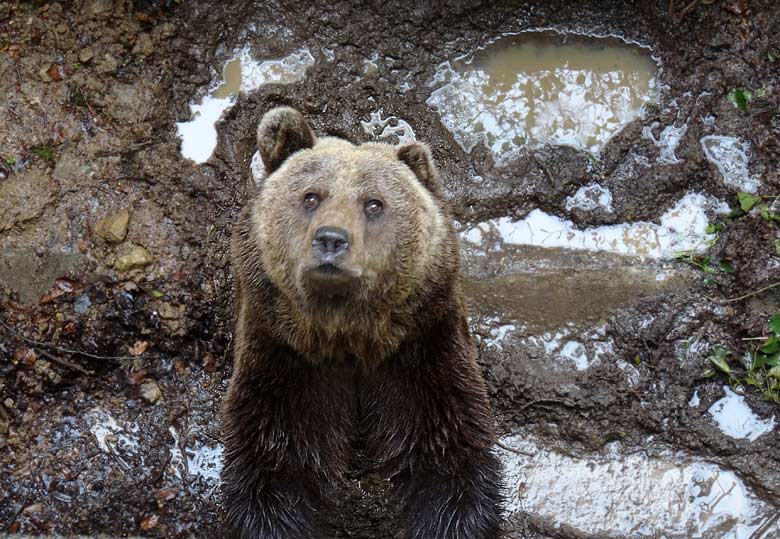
top-left (1, 0), bottom-right (780, 537)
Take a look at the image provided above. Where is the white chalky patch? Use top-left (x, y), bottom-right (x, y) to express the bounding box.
top-left (700, 135), bottom-right (761, 193)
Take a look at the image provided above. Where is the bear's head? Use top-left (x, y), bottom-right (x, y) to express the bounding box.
top-left (244, 107), bottom-right (459, 360)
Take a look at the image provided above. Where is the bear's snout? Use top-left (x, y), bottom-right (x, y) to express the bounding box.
top-left (312, 226), bottom-right (350, 264)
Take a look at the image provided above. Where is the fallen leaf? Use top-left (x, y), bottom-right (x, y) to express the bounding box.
top-left (139, 514), bottom-right (159, 530)
top-left (128, 341), bottom-right (149, 356)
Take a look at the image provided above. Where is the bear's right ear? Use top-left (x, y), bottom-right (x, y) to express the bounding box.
top-left (396, 142), bottom-right (443, 197)
top-left (256, 107), bottom-right (316, 173)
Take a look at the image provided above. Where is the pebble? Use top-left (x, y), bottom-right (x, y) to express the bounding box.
top-left (78, 48), bottom-right (95, 63)
top-left (94, 208), bottom-right (130, 243)
top-left (74, 294), bottom-right (91, 315)
top-left (97, 53), bottom-right (118, 74)
top-left (132, 33), bottom-right (154, 56)
top-left (114, 245), bottom-right (153, 272)
top-left (140, 381), bottom-right (162, 404)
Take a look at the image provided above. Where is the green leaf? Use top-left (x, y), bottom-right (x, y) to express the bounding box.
top-left (760, 335), bottom-right (779, 354)
top-left (727, 88), bottom-right (753, 111)
top-left (703, 276), bottom-right (715, 286)
top-left (4, 156), bottom-right (15, 165)
top-left (150, 290), bottom-right (164, 298)
top-left (766, 352), bottom-right (780, 367)
top-left (708, 346), bottom-right (732, 374)
top-left (752, 352), bottom-right (767, 371)
top-left (718, 260), bottom-right (735, 273)
top-left (705, 222), bottom-right (724, 234)
top-left (738, 192), bottom-right (761, 212)
top-left (703, 368), bottom-right (716, 378)
top-left (775, 239), bottom-right (780, 256)
top-left (768, 365), bottom-right (780, 379)
top-left (770, 314), bottom-right (780, 335)
top-left (760, 205), bottom-right (771, 220)
top-left (755, 87), bottom-right (767, 98)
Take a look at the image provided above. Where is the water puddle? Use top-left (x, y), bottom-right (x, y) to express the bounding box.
top-left (87, 409), bottom-right (142, 468)
top-left (461, 193), bottom-right (727, 259)
top-left (168, 426), bottom-right (224, 487)
top-left (360, 110), bottom-right (417, 145)
top-left (564, 183), bottom-right (614, 213)
top-left (643, 121), bottom-right (688, 164)
top-left (177, 47), bottom-right (315, 163)
top-left (498, 435), bottom-right (780, 538)
top-left (701, 135), bottom-right (761, 193)
top-left (427, 31), bottom-right (658, 160)
top-left (708, 386), bottom-right (775, 441)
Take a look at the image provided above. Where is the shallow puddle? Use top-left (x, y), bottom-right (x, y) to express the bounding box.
top-left (701, 135), bottom-right (761, 193)
top-left (177, 47), bottom-right (315, 163)
top-left (427, 31), bottom-right (658, 159)
top-left (498, 435), bottom-right (780, 538)
top-left (708, 386), bottom-right (775, 441)
top-left (461, 193), bottom-right (728, 259)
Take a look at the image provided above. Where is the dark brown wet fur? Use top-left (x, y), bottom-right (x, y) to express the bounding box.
top-left (221, 107), bottom-right (503, 539)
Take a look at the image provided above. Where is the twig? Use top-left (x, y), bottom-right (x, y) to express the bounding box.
top-left (35, 348), bottom-right (94, 376)
top-left (495, 440), bottom-right (534, 457)
top-left (518, 398), bottom-right (575, 412)
top-left (749, 512), bottom-right (780, 539)
top-left (93, 140), bottom-right (155, 157)
top-left (678, 0), bottom-right (700, 19)
top-left (0, 320), bottom-right (154, 361)
top-left (721, 282), bottom-right (780, 303)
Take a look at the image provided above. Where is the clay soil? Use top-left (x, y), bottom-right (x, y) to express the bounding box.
top-left (1, 1), bottom-right (779, 537)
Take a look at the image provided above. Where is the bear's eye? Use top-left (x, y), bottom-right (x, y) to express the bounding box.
top-left (364, 199), bottom-right (384, 217)
top-left (303, 192), bottom-right (321, 212)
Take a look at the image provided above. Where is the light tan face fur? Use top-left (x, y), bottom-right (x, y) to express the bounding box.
top-left (253, 137), bottom-right (446, 316)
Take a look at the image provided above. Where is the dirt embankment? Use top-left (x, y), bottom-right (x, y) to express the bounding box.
top-left (1, 1), bottom-right (779, 538)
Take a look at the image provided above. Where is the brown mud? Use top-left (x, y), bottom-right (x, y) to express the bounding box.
top-left (1, 1), bottom-right (780, 538)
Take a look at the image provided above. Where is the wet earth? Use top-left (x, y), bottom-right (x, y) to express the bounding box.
top-left (2, 0), bottom-right (780, 537)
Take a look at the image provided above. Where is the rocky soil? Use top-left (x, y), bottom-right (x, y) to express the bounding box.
top-left (1, 0), bottom-right (779, 537)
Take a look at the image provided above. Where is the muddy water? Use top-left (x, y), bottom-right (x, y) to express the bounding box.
top-left (427, 31), bottom-right (658, 159)
top-left (176, 47), bottom-right (314, 163)
top-left (499, 435), bottom-right (780, 539)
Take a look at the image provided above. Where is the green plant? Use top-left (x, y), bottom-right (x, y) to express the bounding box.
top-left (31, 145), bottom-right (55, 163)
top-left (706, 314), bottom-right (780, 402)
top-left (727, 87), bottom-right (767, 111)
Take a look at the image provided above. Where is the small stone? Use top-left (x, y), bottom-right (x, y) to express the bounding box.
top-left (39, 66), bottom-right (53, 82)
top-left (46, 64), bottom-right (63, 81)
top-left (156, 302), bottom-right (184, 320)
top-left (73, 294), bottom-right (91, 315)
top-left (56, 23), bottom-right (68, 34)
top-left (78, 48), bottom-right (94, 63)
top-left (23, 503), bottom-right (43, 514)
top-left (94, 208), bottom-right (130, 243)
top-left (155, 22), bottom-right (176, 40)
top-left (97, 53), bottom-right (118, 74)
top-left (132, 33), bottom-right (154, 56)
top-left (139, 381), bottom-right (161, 404)
top-left (114, 245), bottom-right (153, 272)
top-left (3, 398), bottom-right (13, 408)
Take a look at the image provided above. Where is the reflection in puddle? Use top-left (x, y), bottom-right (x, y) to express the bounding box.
top-left (461, 193), bottom-right (727, 259)
top-left (176, 47), bottom-right (315, 163)
top-left (564, 183), bottom-right (614, 213)
top-left (643, 121), bottom-right (688, 164)
top-left (701, 135), bottom-right (761, 193)
top-left (708, 386), bottom-right (775, 441)
top-left (427, 31), bottom-right (658, 159)
top-left (360, 110), bottom-right (417, 145)
top-left (87, 409), bottom-right (140, 456)
top-left (498, 435), bottom-right (780, 538)
top-left (168, 426), bottom-right (224, 487)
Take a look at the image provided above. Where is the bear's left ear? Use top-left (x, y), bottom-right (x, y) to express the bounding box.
top-left (396, 143), bottom-right (443, 196)
top-left (256, 107), bottom-right (316, 174)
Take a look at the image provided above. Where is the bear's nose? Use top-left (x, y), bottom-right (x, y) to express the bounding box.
top-left (312, 226), bottom-right (350, 262)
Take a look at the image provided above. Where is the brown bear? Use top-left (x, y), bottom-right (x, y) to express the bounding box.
top-left (222, 107), bottom-right (502, 539)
